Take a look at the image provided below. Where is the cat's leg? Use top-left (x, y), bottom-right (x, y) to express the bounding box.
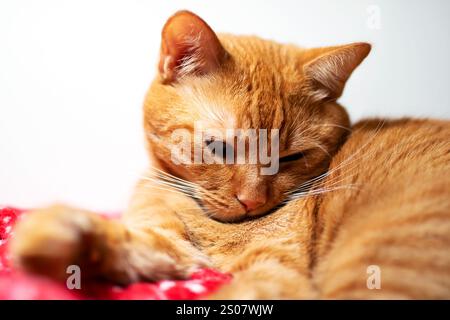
top-left (10, 191), bottom-right (210, 284)
top-left (208, 246), bottom-right (317, 299)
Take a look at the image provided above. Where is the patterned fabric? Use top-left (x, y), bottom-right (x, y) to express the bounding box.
top-left (0, 207), bottom-right (230, 300)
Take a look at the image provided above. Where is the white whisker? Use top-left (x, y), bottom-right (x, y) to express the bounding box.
top-left (284, 120), bottom-right (385, 201)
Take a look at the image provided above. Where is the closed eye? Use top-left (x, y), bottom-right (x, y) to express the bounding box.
top-left (205, 139), bottom-right (233, 159)
top-left (280, 151), bottom-right (308, 163)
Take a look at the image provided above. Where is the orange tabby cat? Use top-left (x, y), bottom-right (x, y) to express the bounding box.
top-left (10, 11), bottom-right (450, 299)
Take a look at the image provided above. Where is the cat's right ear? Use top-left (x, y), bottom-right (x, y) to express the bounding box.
top-left (158, 10), bottom-right (226, 83)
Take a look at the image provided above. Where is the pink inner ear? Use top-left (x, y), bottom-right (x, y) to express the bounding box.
top-left (158, 11), bottom-right (226, 83)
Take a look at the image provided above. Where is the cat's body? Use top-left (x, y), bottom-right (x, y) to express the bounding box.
top-left (10, 11), bottom-right (450, 299)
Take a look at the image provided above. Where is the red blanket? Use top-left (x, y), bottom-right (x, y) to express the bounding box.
top-left (0, 207), bottom-right (230, 300)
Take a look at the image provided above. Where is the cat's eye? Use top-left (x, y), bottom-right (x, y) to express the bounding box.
top-left (280, 151), bottom-right (307, 163)
top-left (205, 139), bottom-right (233, 159)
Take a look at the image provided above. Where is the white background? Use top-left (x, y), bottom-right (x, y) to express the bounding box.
top-left (1, 0), bottom-right (449, 211)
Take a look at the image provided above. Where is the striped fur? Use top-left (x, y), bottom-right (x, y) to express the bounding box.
top-left (9, 11), bottom-right (450, 299)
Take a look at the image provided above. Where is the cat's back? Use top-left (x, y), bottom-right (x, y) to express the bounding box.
top-left (313, 118), bottom-right (450, 298)
top-left (337, 118), bottom-right (449, 199)
top-left (320, 118), bottom-right (450, 214)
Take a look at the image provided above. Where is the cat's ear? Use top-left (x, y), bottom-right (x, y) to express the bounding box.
top-left (303, 43), bottom-right (371, 101)
top-left (158, 10), bottom-right (226, 83)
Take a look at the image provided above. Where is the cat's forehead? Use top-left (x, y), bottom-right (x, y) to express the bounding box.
top-left (177, 83), bottom-right (237, 130)
top-left (176, 79), bottom-right (296, 137)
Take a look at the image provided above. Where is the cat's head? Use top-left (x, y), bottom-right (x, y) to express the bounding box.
top-left (144, 10), bottom-right (370, 222)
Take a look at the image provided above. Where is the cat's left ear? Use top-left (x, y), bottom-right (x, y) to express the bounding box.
top-left (303, 43), bottom-right (371, 101)
top-left (158, 10), bottom-right (227, 83)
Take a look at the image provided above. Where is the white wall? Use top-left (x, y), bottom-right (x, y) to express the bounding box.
top-left (1, 0), bottom-right (449, 211)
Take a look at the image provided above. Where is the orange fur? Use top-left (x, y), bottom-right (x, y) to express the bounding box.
top-left (10, 11), bottom-right (450, 299)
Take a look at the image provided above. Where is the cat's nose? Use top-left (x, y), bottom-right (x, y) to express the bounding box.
top-left (236, 194), bottom-right (266, 212)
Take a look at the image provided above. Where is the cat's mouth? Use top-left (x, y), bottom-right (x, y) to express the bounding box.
top-left (232, 203), bottom-right (287, 223)
top-left (197, 198), bottom-right (286, 223)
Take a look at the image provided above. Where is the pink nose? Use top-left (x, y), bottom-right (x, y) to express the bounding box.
top-left (236, 195), bottom-right (266, 212)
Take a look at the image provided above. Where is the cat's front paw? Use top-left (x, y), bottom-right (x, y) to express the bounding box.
top-left (9, 205), bottom-right (211, 285)
top-left (10, 205), bottom-right (97, 280)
